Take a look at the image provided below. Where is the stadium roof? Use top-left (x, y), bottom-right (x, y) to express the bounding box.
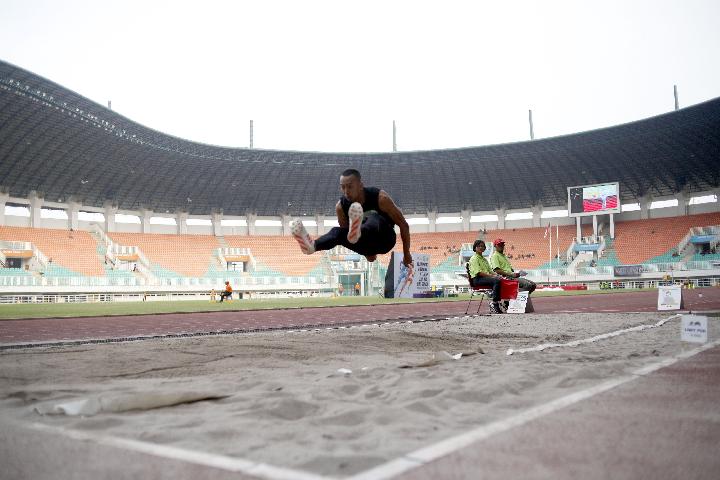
top-left (1, 59), bottom-right (719, 217)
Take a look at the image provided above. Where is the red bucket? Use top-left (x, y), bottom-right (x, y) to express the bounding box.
top-left (500, 279), bottom-right (519, 300)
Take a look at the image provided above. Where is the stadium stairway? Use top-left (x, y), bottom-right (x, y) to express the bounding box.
top-left (597, 236), bottom-right (621, 266)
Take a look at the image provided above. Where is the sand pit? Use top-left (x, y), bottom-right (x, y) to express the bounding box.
top-left (0, 312), bottom-right (717, 477)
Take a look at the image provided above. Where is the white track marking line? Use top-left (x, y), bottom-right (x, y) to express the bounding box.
top-left (349, 338), bottom-right (720, 480)
top-left (24, 422), bottom-right (332, 480)
top-left (506, 313), bottom-right (682, 355)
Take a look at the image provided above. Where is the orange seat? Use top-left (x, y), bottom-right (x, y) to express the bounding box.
top-left (0, 226), bottom-right (104, 275)
top-left (108, 232), bottom-right (221, 276)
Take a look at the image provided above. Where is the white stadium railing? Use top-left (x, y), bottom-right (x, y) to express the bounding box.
top-left (0, 274), bottom-right (331, 289)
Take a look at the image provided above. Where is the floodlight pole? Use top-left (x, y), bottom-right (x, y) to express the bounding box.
top-left (673, 85), bottom-right (679, 111)
top-left (392, 120), bottom-right (397, 152)
top-left (249, 120), bottom-right (254, 149)
top-left (528, 110), bottom-right (535, 140)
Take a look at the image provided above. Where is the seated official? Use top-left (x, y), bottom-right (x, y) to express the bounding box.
top-left (219, 281), bottom-right (233, 302)
top-left (489, 238), bottom-right (536, 295)
top-left (468, 240), bottom-right (504, 314)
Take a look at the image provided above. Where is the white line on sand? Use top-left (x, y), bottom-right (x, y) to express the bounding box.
top-left (348, 338), bottom-right (720, 480)
top-left (506, 313), bottom-right (682, 355)
top-left (25, 422), bottom-right (331, 480)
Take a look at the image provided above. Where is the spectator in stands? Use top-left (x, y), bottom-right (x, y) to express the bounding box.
top-left (490, 238), bottom-right (536, 296)
top-left (468, 240), bottom-right (503, 314)
top-left (219, 281), bottom-right (233, 302)
top-left (290, 169), bottom-right (412, 268)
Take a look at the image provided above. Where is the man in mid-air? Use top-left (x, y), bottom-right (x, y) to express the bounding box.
top-left (291, 169), bottom-right (413, 268)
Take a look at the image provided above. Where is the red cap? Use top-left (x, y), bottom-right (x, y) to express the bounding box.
top-left (493, 238), bottom-right (505, 246)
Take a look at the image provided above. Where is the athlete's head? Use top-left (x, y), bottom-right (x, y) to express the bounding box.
top-left (340, 169), bottom-right (363, 202)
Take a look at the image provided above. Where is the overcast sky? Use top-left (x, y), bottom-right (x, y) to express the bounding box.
top-left (1, 0), bottom-right (719, 153)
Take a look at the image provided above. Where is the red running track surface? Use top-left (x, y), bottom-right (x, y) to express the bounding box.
top-left (1, 288), bottom-right (719, 347)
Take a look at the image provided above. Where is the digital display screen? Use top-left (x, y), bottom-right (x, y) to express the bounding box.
top-left (568, 182), bottom-right (620, 217)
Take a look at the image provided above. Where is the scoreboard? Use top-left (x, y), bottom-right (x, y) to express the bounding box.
top-left (568, 182), bottom-right (620, 217)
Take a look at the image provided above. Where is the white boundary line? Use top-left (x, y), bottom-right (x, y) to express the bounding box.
top-left (25, 422), bottom-right (332, 480)
top-left (348, 337), bottom-right (720, 480)
top-left (506, 313), bottom-right (682, 355)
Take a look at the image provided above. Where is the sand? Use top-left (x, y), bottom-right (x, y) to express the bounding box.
top-left (0, 312), bottom-right (716, 477)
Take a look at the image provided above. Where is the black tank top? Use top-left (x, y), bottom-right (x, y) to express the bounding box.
top-left (340, 187), bottom-right (395, 226)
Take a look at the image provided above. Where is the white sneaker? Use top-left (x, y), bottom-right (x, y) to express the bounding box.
top-left (347, 202), bottom-right (363, 244)
top-left (290, 220), bottom-right (315, 254)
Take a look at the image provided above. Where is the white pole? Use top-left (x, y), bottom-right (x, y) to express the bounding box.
top-left (548, 222), bottom-right (552, 283)
top-left (556, 224), bottom-right (560, 263)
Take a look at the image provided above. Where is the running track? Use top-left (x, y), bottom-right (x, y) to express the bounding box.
top-left (1, 289), bottom-right (719, 347)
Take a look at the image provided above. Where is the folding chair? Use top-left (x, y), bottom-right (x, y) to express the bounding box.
top-left (465, 262), bottom-right (493, 315)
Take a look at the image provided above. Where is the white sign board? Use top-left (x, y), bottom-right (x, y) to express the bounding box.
top-left (392, 253), bottom-right (430, 298)
top-left (507, 291), bottom-right (529, 314)
top-left (681, 315), bottom-right (708, 343)
top-left (657, 285), bottom-right (683, 310)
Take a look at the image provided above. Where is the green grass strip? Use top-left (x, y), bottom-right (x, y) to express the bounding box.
top-left (0, 288), bottom-right (654, 320)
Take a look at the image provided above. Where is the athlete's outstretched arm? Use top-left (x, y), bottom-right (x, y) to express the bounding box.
top-left (336, 201), bottom-right (349, 228)
top-left (378, 190), bottom-right (412, 266)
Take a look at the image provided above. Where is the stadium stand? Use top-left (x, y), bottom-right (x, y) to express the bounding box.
top-left (611, 212), bottom-right (720, 265)
top-left (0, 226), bottom-right (104, 276)
top-left (108, 233), bottom-right (221, 277)
top-left (378, 227), bottom-right (581, 272)
top-left (224, 235), bottom-right (325, 277)
top-left (1, 60), bottom-right (720, 297)
top-left (1, 59), bottom-right (719, 218)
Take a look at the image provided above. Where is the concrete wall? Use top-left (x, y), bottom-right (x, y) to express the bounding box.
top-left (2, 192), bottom-right (719, 236)
top-left (4, 215), bottom-right (30, 228)
top-left (115, 223), bottom-right (143, 233)
top-left (186, 224), bottom-right (214, 235)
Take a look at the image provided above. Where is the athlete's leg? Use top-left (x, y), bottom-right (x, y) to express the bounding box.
top-left (313, 227), bottom-right (348, 252)
top-left (342, 213), bottom-right (397, 256)
top-left (290, 220), bottom-right (316, 254)
top-left (347, 202), bottom-right (363, 244)
top-left (313, 213), bottom-right (396, 257)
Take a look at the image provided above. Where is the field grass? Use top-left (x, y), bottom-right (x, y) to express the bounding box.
top-left (0, 288), bottom-right (651, 320)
